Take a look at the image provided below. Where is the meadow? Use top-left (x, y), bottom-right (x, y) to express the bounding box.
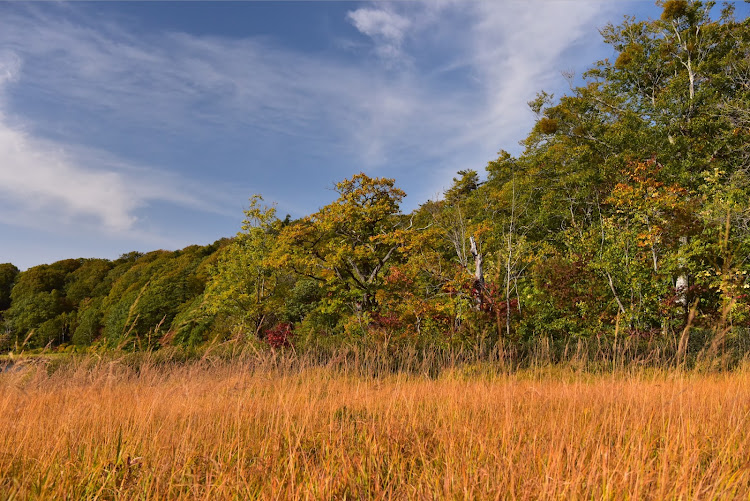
top-left (1, 353), bottom-right (750, 499)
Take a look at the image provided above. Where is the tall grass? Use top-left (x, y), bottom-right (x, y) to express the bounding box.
top-left (1, 353), bottom-right (750, 499)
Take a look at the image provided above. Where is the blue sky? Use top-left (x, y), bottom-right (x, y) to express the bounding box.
top-left (0, 1), bottom-right (746, 270)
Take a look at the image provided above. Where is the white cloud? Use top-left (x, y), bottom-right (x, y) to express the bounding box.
top-left (348, 8), bottom-right (411, 42)
top-left (470, 2), bottom-right (608, 125)
top-left (0, 50), bottom-right (21, 87)
top-left (0, 122), bottom-right (137, 231)
top-left (347, 7), bottom-right (412, 64)
top-left (0, 110), bottom-right (234, 237)
top-left (0, 48), bottom-right (232, 240)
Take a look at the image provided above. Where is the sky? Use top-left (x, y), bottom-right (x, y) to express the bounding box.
top-left (0, 1), bottom-right (747, 270)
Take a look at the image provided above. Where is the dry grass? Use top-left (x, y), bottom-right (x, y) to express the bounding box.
top-left (1, 357), bottom-right (750, 499)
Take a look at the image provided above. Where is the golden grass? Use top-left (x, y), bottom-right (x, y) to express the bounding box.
top-left (1, 359), bottom-right (750, 499)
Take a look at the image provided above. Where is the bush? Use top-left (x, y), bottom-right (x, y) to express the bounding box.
top-left (264, 323), bottom-right (293, 349)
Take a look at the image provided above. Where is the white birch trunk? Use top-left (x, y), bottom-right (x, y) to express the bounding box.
top-left (470, 235), bottom-right (484, 288)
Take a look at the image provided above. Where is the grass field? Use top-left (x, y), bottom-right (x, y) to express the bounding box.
top-left (1, 356), bottom-right (750, 499)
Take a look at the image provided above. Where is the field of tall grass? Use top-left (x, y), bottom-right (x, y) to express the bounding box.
top-left (1, 353), bottom-right (750, 499)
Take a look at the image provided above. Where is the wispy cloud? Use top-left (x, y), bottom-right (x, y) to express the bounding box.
top-left (339, 1), bottom-right (620, 197)
top-left (0, 50), bottom-right (21, 88)
top-left (347, 7), bottom-right (412, 64)
top-left (0, 121), bottom-right (138, 232)
top-left (0, 46), bottom-right (232, 242)
top-left (0, 107), bottom-right (233, 234)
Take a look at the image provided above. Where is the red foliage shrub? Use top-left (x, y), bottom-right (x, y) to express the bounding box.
top-left (264, 323), bottom-right (293, 349)
top-left (371, 312), bottom-right (403, 331)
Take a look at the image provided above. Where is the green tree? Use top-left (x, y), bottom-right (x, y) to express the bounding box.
top-left (0, 263), bottom-right (19, 312)
top-left (4, 260), bottom-right (80, 347)
top-left (202, 196), bottom-right (290, 338)
top-left (280, 173), bottom-right (407, 322)
top-left (100, 244), bottom-right (220, 348)
top-left (72, 298), bottom-right (104, 346)
top-left (64, 259), bottom-right (113, 305)
top-left (444, 169), bottom-right (480, 204)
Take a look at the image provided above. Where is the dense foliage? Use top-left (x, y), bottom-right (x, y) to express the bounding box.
top-left (2, 1), bottom-right (748, 357)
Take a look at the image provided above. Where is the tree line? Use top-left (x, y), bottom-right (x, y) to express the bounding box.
top-left (1, 1), bottom-right (749, 357)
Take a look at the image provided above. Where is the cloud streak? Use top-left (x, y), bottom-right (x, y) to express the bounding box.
top-left (0, 47), bottom-right (232, 242)
top-left (0, 122), bottom-right (137, 232)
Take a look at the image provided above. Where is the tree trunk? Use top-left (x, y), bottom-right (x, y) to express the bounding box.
top-left (676, 235), bottom-right (689, 312)
top-left (470, 235), bottom-right (484, 287)
top-left (470, 235), bottom-right (484, 310)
